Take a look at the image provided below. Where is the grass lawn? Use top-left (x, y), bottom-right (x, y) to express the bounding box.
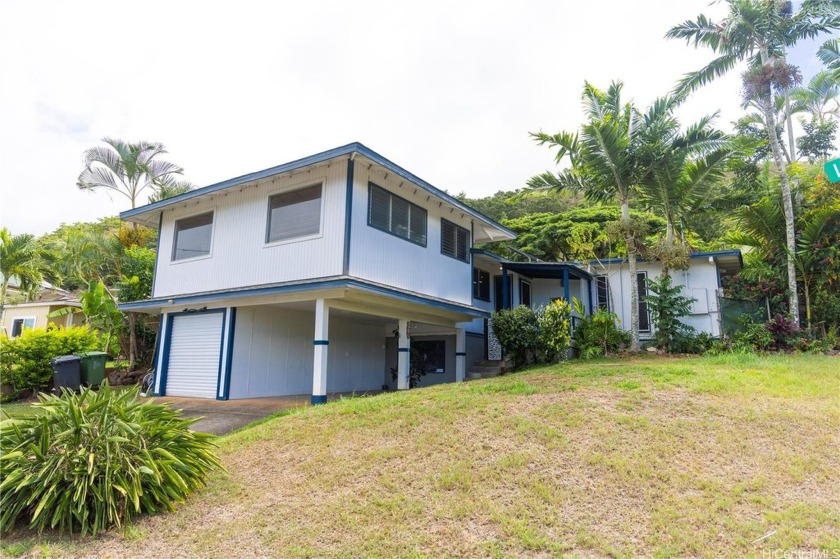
top-left (2, 353), bottom-right (838, 558)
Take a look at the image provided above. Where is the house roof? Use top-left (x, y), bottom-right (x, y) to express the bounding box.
top-left (120, 142), bottom-right (516, 242)
top-left (591, 249), bottom-right (744, 270)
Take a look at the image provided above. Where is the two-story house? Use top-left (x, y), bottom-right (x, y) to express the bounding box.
top-left (121, 143), bottom-right (742, 402)
top-left (121, 143), bottom-right (515, 402)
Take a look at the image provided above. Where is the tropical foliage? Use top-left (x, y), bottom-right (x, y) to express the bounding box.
top-left (0, 383), bottom-right (222, 536)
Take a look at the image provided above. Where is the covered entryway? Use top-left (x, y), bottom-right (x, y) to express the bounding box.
top-left (165, 311), bottom-right (224, 398)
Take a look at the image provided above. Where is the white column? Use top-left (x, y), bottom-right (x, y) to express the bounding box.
top-left (455, 328), bottom-right (466, 383)
top-left (312, 299), bottom-right (330, 404)
top-left (397, 319), bottom-right (410, 390)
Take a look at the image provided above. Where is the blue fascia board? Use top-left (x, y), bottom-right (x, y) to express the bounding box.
top-left (119, 142), bottom-right (515, 239)
top-left (591, 249), bottom-right (743, 267)
top-left (470, 248), bottom-right (506, 261)
top-left (118, 277), bottom-right (490, 318)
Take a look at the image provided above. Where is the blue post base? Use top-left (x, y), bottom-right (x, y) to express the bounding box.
top-left (311, 394), bottom-right (327, 405)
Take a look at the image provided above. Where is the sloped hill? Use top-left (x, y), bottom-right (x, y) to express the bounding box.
top-left (5, 354), bottom-right (839, 558)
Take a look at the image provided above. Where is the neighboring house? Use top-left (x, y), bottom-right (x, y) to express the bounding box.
top-left (120, 143), bottom-right (741, 402)
top-left (1, 285), bottom-right (84, 338)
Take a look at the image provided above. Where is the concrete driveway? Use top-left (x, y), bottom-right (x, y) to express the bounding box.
top-left (150, 395), bottom-right (311, 435)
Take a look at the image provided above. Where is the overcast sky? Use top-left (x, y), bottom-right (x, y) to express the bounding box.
top-left (0, 1), bottom-right (831, 236)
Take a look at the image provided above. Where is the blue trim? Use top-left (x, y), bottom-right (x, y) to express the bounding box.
top-left (563, 268), bottom-right (570, 302)
top-left (151, 212), bottom-right (162, 297)
top-left (502, 265), bottom-right (509, 309)
top-left (158, 308), bottom-right (226, 397)
top-left (587, 279), bottom-right (593, 316)
top-left (397, 347), bottom-right (410, 352)
top-left (120, 142), bottom-right (515, 240)
top-left (440, 218), bottom-right (470, 263)
top-left (313, 340), bottom-right (329, 346)
top-left (455, 352), bottom-right (467, 356)
top-left (220, 307), bottom-right (236, 400)
top-left (593, 249), bottom-right (743, 268)
top-left (470, 247), bottom-right (506, 261)
top-left (311, 395), bottom-right (327, 405)
top-left (120, 277), bottom-right (490, 318)
top-left (150, 314), bottom-right (164, 395)
top-left (519, 278), bottom-right (531, 308)
top-left (367, 182), bottom-right (428, 247)
top-left (342, 158), bottom-right (354, 275)
top-left (214, 308), bottom-right (228, 401)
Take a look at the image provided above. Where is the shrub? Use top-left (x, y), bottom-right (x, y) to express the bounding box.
top-left (765, 314), bottom-right (799, 350)
top-left (0, 383), bottom-right (222, 536)
top-left (571, 299), bottom-right (630, 359)
top-left (730, 322), bottom-right (773, 352)
top-left (491, 305), bottom-right (541, 368)
top-left (0, 326), bottom-right (103, 395)
top-left (538, 299), bottom-right (572, 363)
top-left (644, 275), bottom-right (696, 353)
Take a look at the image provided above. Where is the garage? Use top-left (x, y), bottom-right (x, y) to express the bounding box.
top-left (164, 312), bottom-right (224, 398)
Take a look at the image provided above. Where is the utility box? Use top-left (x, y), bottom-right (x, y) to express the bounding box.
top-left (51, 355), bottom-right (81, 392)
top-left (78, 351), bottom-right (108, 386)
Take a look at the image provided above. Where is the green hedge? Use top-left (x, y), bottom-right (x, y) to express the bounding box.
top-left (0, 327), bottom-right (103, 395)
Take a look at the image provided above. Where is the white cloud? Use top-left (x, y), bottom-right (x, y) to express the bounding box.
top-left (0, 0), bottom-right (828, 236)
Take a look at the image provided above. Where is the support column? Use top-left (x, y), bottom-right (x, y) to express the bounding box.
top-left (455, 328), bottom-right (466, 383)
top-left (397, 319), bottom-right (410, 390)
top-left (312, 299), bottom-right (330, 405)
top-left (502, 264), bottom-right (509, 309)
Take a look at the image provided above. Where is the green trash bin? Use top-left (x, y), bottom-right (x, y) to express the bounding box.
top-left (78, 351), bottom-right (109, 386)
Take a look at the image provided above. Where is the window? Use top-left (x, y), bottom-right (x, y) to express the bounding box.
top-left (520, 280), bottom-right (532, 308)
top-left (368, 183), bottom-right (427, 246)
top-left (473, 268), bottom-right (490, 301)
top-left (441, 219), bottom-right (469, 262)
top-left (494, 275), bottom-right (512, 312)
top-left (596, 275), bottom-right (611, 311)
top-left (266, 184), bottom-right (322, 243)
top-left (172, 211), bottom-right (213, 261)
top-left (637, 272), bottom-right (651, 332)
top-left (11, 317), bottom-right (35, 338)
top-left (412, 340), bottom-right (446, 374)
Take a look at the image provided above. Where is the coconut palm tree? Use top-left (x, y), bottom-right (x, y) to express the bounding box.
top-left (77, 138), bottom-right (190, 209)
top-left (527, 82), bottom-right (674, 350)
top-left (667, 0), bottom-right (840, 326)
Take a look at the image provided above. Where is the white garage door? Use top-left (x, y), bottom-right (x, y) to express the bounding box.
top-left (166, 313), bottom-right (223, 398)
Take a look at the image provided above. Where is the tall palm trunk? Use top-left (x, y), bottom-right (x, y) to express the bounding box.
top-left (128, 313), bottom-right (138, 370)
top-left (758, 52), bottom-right (800, 326)
top-left (622, 201), bottom-right (640, 351)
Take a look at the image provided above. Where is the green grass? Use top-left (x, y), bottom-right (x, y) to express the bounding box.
top-left (2, 353), bottom-right (838, 558)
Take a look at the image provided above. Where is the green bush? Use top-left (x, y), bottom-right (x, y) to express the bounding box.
top-left (571, 299), bottom-right (630, 359)
top-left (0, 326), bottom-right (103, 395)
top-left (644, 275), bottom-right (696, 353)
top-left (492, 302), bottom-right (573, 368)
top-left (0, 383), bottom-right (222, 536)
top-left (491, 305), bottom-right (541, 368)
top-left (538, 299), bottom-right (572, 363)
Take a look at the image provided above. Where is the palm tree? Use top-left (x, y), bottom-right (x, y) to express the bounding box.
top-left (818, 38), bottom-right (840, 80)
top-left (636, 112), bottom-right (733, 275)
top-left (791, 70), bottom-right (840, 125)
top-left (667, 0), bottom-right (840, 326)
top-left (0, 228), bottom-right (48, 320)
top-left (77, 138), bottom-right (189, 209)
top-left (527, 82), bottom-right (670, 350)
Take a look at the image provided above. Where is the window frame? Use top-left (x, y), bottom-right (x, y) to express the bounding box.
top-left (473, 268), bottom-right (491, 301)
top-left (520, 279), bottom-right (532, 308)
top-left (171, 210), bottom-right (215, 263)
top-left (264, 182), bottom-right (324, 246)
top-left (637, 272), bottom-right (651, 333)
top-left (596, 275), bottom-right (611, 312)
top-left (440, 218), bottom-right (470, 262)
top-left (367, 182), bottom-right (427, 247)
top-left (11, 316), bottom-right (36, 338)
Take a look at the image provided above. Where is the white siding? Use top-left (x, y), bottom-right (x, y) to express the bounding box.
top-left (229, 307), bottom-right (386, 398)
top-left (165, 313), bottom-right (224, 398)
top-left (348, 166), bottom-right (473, 304)
top-left (591, 260), bottom-right (722, 338)
top-left (153, 163), bottom-right (347, 298)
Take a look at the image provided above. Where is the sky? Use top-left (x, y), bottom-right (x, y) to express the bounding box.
top-left (0, 1), bottom-right (832, 236)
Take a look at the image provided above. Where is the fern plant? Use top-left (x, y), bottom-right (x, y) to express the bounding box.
top-left (0, 383), bottom-right (223, 536)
